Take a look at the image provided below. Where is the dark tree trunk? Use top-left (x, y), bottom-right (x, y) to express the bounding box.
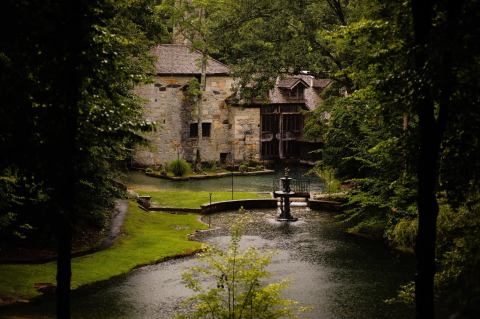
top-left (411, 0), bottom-right (438, 318)
top-left (411, 0), bottom-right (461, 317)
top-left (55, 1), bottom-right (84, 318)
top-left (56, 211), bottom-right (72, 319)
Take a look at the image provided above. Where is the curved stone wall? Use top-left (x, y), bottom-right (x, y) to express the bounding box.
top-left (201, 199), bottom-right (278, 214)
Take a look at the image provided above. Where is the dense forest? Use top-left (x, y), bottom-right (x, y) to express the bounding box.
top-left (1, 0), bottom-right (479, 318)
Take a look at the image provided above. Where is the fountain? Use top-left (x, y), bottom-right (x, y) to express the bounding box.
top-left (274, 168), bottom-right (298, 222)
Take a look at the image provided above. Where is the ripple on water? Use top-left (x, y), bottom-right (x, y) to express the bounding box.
top-left (0, 208), bottom-right (415, 319)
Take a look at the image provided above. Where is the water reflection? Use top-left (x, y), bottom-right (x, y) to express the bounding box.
top-left (124, 166), bottom-right (325, 192)
top-left (0, 208), bottom-right (415, 319)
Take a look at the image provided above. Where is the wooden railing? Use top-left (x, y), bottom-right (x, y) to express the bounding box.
top-left (272, 179), bottom-right (311, 195)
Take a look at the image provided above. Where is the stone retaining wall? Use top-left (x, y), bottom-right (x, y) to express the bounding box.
top-left (308, 200), bottom-right (342, 212)
top-left (201, 199), bottom-right (278, 214)
top-left (140, 199), bottom-right (342, 215)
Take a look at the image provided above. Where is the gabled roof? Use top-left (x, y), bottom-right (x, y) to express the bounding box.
top-left (312, 78), bottom-right (333, 89)
top-left (277, 77), bottom-right (310, 90)
top-left (266, 75), bottom-right (331, 110)
top-left (152, 44), bottom-right (230, 75)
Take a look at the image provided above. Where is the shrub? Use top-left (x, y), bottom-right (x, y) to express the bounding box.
top-left (176, 213), bottom-right (308, 319)
top-left (168, 159), bottom-right (191, 177)
top-left (386, 217), bottom-right (417, 250)
top-left (202, 160), bottom-right (217, 171)
top-left (239, 163), bottom-right (248, 173)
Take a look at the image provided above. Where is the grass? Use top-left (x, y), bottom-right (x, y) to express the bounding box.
top-left (0, 202), bottom-right (207, 301)
top-left (137, 190), bottom-right (271, 209)
top-left (347, 217), bottom-right (386, 240)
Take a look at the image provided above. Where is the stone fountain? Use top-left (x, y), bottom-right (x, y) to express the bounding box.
top-left (275, 168), bottom-right (298, 222)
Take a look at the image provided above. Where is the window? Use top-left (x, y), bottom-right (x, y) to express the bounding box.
top-left (189, 123), bottom-right (198, 138)
top-left (288, 85), bottom-right (305, 100)
top-left (202, 122), bottom-right (211, 137)
top-left (220, 152), bottom-right (228, 164)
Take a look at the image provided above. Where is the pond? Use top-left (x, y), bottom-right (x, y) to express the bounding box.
top-left (125, 166), bottom-right (325, 192)
top-left (0, 208), bottom-right (415, 319)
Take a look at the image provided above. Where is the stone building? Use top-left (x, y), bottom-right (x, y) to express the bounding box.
top-left (133, 44), bottom-right (330, 167)
top-left (133, 44), bottom-right (260, 167)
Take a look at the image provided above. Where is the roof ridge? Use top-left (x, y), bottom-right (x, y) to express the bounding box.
top-left (153, 44), bottom-right (230, 75)
top-left (155, 43), bottom-right (229, 68)
top-left (156, 43), bottom-right (189, 46)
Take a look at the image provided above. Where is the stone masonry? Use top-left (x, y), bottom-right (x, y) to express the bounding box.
top-left (133, 44), bottom-right (329, 166)
top-left (133, 46), bottom-right (260, 166)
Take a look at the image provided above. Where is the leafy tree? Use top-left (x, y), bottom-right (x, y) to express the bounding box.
top-left (1, 0), bottom-right (166, 317)
top-left (199, 0), bottom-right (480, 317)
top-left (160, 0), bottom-right (226, 168)
top-left (177, 214), bottom-right (308, 319)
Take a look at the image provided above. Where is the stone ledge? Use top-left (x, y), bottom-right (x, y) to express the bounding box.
top-left (201, 199), bottom-right (278, 214)
top-left (308, 200), bottom-right (342, 212)
top-left (145, 169), bottom-right (275, 181)
top-left (147, 207), bottom-right (201, 213)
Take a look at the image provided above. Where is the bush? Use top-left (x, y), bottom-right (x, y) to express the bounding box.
top-left (176, 213), bottom-right (308, 319)
top-left (168, 159), bottom-right (191, 177)
top-left (202, 160), bottom-right (217, 171)
top-left (239, 163), bottom-right (248, 173)
top-left (310, 166), bottom-right (341, 195)
top-left (386, 217), bottom-right (417, 250)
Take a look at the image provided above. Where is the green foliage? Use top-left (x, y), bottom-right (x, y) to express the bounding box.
top-left (347, 217), bottom-right (386, 240)
top-left (184, 77), bottom-right (203, 105)
top-left (202, 161), bottom-right (218, 171)
top-left (239, 163), bottom-right (248, 173)
top-left (309, 165), bottom-right (341, 195)
top-left (390, 197), bottom-right (480, 317)
top-left (188, 0), bottom-right (480, 316)
top-left (385, 218), bottom-right (417, 252)
top-left (177, 212), bottom-right (308, 319)
top-left (0, 167), bottom-right (49, 241)
top-left (434, 197), bottom-right (480, 316)
top-left (0, 0), bottom-right (167, 242)
top-left (168, 159), bottom-right (191, 177)
top-left (0, 202), bottom-right (207, 301)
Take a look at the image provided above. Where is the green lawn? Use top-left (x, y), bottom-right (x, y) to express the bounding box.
top-left (0, 202), bottom-right (207, 301)
top-left (137, 190), bottom-right (271, 209)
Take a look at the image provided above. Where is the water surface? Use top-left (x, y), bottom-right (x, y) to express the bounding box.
top-left (0, 208), bottom-right (415, 319)
top-left (125, 166), bottom-right (325, 192)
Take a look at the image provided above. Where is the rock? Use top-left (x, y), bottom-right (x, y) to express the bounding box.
top-left (127, 189), bottom-right (139, 199)
top-left (34, 283), bottom-right (56, 295)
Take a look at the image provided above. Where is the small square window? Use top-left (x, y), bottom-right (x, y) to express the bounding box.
top-left (190, 123), bottom-right (198, 138)
top-left (202, 123), bottom-right (211, 137)
top-left (220, 153), bottom-right (228, 164)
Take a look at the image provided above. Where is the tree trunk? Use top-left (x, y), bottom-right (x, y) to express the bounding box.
top-left (195, 52), bottom-right (207, 169)
top-left (56, 1), bottom-right (83, 317)
top-left (411, 0), bottom-right (437, 318)
top-left (56, 211), bottom-right (72, 319)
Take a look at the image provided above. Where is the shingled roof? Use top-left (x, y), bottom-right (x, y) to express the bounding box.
top-left (267, 75), bottom-right (332, 110)
top-left (152, 44), bottom-right (230, 75)
top-left (277, 77), bottom-right (310, 89)
top-left (312, 78), bottom-right (332, 89)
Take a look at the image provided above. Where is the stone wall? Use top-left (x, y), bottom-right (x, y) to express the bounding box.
top-left (133, 75), bottom-right (260, 167)
top-left (230, 107), bottom-right (260, 162)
